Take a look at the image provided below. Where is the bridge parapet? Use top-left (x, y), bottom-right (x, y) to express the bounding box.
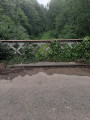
top-left (0, 39), bottom-right (90, 55)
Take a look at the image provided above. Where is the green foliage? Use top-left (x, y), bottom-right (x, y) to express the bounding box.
top-left (0, 43), bottom-right (13, 60)
top-left (0, 0), bottom-right (90, 39)
top-left (0, 0), bottom-right (47, 40)
top-left (0, 15), bottom-right (30, 40)
top-left (47, 41), bottom-right (61, 61)
top-left (71, 38), bottom-right (90, 62)
top-left (35, 44), bottom-right (49, 61)
top-left (60, 44), bottom-right (72, 61)
top-left (20, 45), bottom-right (36, 62)
top-left (41, 31), bottom-right (52, 40)
top-left (0, 39), bottom-right (90, 64)
top-left (47, 0), bottom-right (90, 39)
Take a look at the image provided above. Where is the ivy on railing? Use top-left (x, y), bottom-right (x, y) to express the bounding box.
top-left (0, 38), bottom-right (90, 64)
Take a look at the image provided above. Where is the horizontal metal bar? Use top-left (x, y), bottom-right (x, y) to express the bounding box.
top-left (0, 39), bottom-right (90, 42)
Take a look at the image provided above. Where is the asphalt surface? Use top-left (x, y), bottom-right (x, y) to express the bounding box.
top-left (0, 71), bottom-right (90, 120)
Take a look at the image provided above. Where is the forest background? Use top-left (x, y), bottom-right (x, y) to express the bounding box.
top-left (0, 0), bottom-right (90, 40)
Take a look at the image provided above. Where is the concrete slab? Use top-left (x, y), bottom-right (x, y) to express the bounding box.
top-left (8, 62), bottom-right (90, 67)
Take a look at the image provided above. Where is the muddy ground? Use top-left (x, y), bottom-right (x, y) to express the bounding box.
top-left (0, 66), bottom-right (90, 80)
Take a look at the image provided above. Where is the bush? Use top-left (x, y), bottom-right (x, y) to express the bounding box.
top-left (71, 38), bottom-right (90, 62)
top-left (0, 43), bottom-right (13, 61)
top-left (47, 41), bottom-right (61, 61)
top-left (0, 38), bottom-right (90, 64)
top-left (60, 44), bottom-right (72, 61)
top-left (20, 44), bottom-right (38, 62)
top-left (35, 44), bottom-right (49, 61)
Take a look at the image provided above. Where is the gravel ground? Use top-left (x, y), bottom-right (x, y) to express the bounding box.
top-left (0, 67), bottom-right (90, 120)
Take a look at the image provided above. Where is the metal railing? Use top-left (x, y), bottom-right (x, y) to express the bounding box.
top-left (0, 39), bottom-right (90, 55)
top-left (0, 39), bottom-right (90, 42)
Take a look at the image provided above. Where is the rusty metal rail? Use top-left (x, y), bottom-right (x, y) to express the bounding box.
top-left (0, 39), bottom-right (90, 42)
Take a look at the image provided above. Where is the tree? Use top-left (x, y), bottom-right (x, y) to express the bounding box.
top-left (46, 0), bottom-right (90, 38)
top-left (0, 0), bottom-right (47, 40)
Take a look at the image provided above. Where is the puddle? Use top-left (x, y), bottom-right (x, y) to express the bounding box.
top-left (0, 67), bottom-right (90, 80)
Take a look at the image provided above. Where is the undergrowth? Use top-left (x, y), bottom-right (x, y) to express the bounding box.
top-left (0, 38), bottom-right (90, 64)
